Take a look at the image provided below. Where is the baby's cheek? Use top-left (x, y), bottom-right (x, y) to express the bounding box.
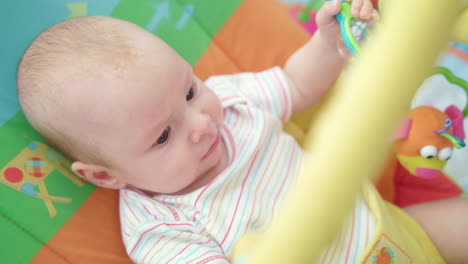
top-left (211, 96), bottom-right (223, 118)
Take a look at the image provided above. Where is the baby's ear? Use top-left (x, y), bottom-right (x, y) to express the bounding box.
top-left (71, 161), bottom-right (126, 189)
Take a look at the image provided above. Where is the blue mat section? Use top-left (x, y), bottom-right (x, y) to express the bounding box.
top-left (0, 0), bottom-right (120, 126)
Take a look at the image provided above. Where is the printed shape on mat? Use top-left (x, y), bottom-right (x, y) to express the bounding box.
top-left (1, 141), bottom-right (85, 218)
top-left (364, 233), bottom-right (411, 264)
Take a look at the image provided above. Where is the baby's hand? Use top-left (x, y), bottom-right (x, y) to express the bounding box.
top-left (316, 0), bottom-right (379, 47)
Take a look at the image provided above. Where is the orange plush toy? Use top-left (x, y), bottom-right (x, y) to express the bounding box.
top-left (377, 105), bottom-right (466, 207)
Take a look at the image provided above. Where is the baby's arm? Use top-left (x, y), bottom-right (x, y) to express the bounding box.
top-left (284, 0), bottom-right (378, 113)
top-left (404, 197), bottom-right (468, 264)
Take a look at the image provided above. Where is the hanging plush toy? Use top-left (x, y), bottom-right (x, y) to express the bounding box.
top-left (377, 105), bottom-right (466, 207)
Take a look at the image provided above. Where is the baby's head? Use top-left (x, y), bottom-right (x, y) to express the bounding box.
top-left (17, 16), bottom-right (227, 195)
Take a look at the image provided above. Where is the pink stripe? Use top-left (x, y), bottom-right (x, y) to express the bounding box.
top-left (254, 74), bottom-right (273, 112)
top-left (122, 193), bottom-right (141, 222)
top-left (221, 95), bottom-right (241, 103)
top-left (321, 244), bottom-right (336, 264)
top-left (271, 146), bottom-right (297, 216)
top-left (273, 69), bottom-right (291, 121)
top-left (129, 223), bottom-right (192, 255)
top-left (218, 105), bottom-right (257, 245)
top-left (222, 123), bottom-right (237, 164)
top-left (141, 235), bottom-right (166, 263)
top-left (329, 229), bottom-right (345, 263)
top-left (165, 238), bottom-right (213, 264)
top-left (220, 150), bottom-right (260, 245)
top-left (344, 210), bottom-right (356, 263)
top-left (194, 255), bottom-right (226, 264)
top-left (244, 141), bottom-right (277, 228)
top-left (232, 106), bottom-right (254, 165)
top-left (193, 174), bottom-right (223, 209)
top-left (160, 202), bottom-right (180, 221)
top-left (192, 211), bottom-right (200, 222)
top-left (271, 68), bottom-right (290, 122)
top-left (243, 110), bottom-right (271, 230)
top-left (194, 184), bottom-right (214, 208)
top-left (207, 183), bottom-right (224, 219)
top-left (143, 205), bottom-right (158, 219)
top-left (320, 246), bottom-right (332, 264)
top-left (194, 123), bottom-right (237, 208)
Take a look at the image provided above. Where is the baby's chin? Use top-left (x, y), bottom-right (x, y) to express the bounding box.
top-left (175, 154), bottom-right (227, 195)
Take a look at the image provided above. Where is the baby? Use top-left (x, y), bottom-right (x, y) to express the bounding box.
top-left (17, 0), bottom-right (468, 263)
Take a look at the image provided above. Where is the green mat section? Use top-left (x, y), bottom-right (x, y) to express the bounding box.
top-left (0, 212), bottom-right (43, 264)
top-left (113, 0), bottom-right (242, 65)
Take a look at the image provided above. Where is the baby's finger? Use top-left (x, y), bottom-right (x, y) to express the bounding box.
top-left (351, 0), bottom-right (364, 18)
top-left (359, 0), bottom-right (373, 20)
top-left (316, 0), bottom-right (341, 27)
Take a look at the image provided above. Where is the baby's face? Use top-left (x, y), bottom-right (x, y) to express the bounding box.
top-left (75, 29), bottom-right (228, 194)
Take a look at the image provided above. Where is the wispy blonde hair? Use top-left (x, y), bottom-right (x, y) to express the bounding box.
top-left (17, 16), bottom-right (139, 165)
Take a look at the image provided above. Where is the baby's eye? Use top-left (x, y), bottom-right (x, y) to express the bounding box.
top-left (186, 81), bottom-right (198, 101)
top-left (186, 87), bottom-right (195, 101)
top-left (156, 127), bottom-right (170, 145)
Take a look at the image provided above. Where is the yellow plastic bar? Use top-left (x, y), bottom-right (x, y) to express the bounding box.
top-left (243, 0), bottom-right (460, 263)
top-left (452, 5), bottom-right (468, 44)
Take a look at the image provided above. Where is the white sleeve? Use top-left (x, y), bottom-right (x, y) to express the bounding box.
top-left (125, 220), bottom-right (230, 264)
top-left (206, 67), bottom-right (292, 123)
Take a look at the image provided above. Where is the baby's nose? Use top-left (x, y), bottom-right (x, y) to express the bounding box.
top-left (190, 113), bottom-right (211, 143)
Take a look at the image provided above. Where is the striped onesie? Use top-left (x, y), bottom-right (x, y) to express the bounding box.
top-left (119, 67), bottom-right (377, 264)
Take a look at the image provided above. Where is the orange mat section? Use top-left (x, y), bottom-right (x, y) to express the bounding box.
top-left (31, 189), bottom-right (131, 264)
top-left (30, 244), bottom-right (70, 264)
top-left (194, 0), bottom-right (309, 80)
top-left (32, 0), bottom-right (309, 262)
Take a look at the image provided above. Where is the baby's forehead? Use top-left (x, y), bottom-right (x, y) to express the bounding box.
top-left (61, 27), bottom-right (190, 110)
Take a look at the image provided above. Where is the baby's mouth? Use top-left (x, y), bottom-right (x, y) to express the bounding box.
top-left (202, 132), bottom-right (221, 160)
